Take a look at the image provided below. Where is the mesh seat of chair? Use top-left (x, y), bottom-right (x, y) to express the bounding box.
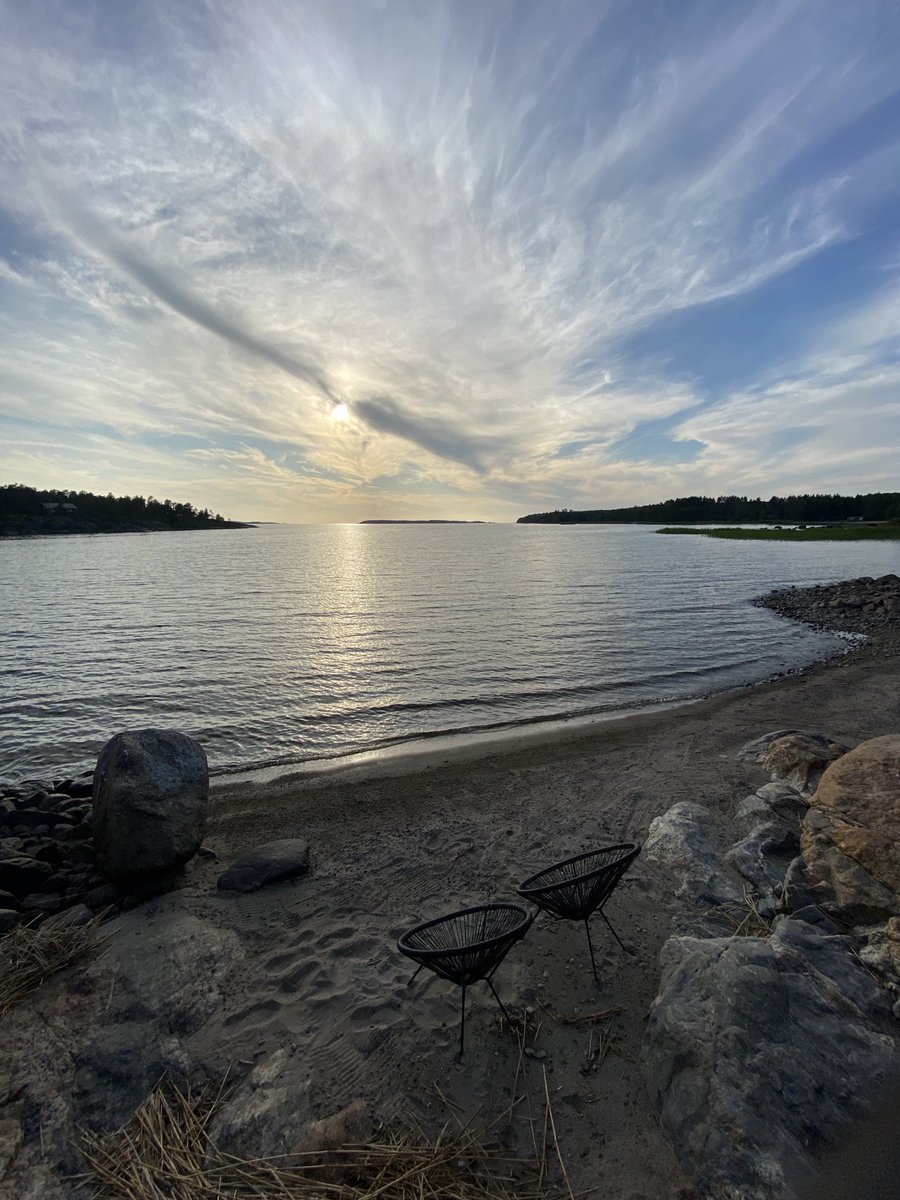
top-left (397, 903), bottom-right (533, 1060)
top-left (517, 843), bottom-right (640, 921)
top-left (398, 903), bottom-right (532, 986)
top-left (517, 843), bottom-right (641, 979)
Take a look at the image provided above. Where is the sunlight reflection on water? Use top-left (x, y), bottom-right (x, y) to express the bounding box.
top-left (1, 523), bottom-right (897, 779)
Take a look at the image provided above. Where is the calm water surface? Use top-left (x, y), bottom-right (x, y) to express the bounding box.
top-left (1, 524), bottom-right (898, 780)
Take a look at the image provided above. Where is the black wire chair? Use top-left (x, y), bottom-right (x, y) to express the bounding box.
top-left (397, 902), bottom-right (533, 1061)
top-left (517, 843), bottom-right (641, 981)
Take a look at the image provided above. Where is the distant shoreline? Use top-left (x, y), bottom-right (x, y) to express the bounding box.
top-left (0, 520), bottom-right (253, 539)
top-left (358, 519), bottom-right (487, 524)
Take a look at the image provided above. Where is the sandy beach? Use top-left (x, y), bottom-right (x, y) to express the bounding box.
top-left (172, 638), bottom-right (900, 1199)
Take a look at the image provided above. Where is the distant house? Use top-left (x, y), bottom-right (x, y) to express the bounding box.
top-left (40, 501), bottom-right (77, 517)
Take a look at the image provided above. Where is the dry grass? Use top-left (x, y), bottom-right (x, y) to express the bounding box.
top-left (0, 912), bottom-right (106, 1018)
top-left (711, 888), bottom-right (774, 939)
top-left (79, 1078), bottom-right (565, 1200)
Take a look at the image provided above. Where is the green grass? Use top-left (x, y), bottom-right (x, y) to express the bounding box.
top-left (657, 525), bottom-right (900, 541)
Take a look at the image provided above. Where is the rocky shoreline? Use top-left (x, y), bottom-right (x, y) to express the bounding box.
top-left (755, 572), bottom-right (900, 654)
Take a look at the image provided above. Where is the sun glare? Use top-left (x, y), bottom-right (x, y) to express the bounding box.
top-left (330, 403), bottom-right (349, 422)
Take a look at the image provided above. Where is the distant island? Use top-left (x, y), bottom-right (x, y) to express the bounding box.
top-left (359, 519), bottom-right (487, 524)
top-left (517, 492), bottom-right (900, 525)
top-left (0, 483), bottom-right (251, 538)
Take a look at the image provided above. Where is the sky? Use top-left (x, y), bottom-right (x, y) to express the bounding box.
top-left (1, 0), bottom-right (899, 523)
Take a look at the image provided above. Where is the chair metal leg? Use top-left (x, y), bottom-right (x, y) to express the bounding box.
top-left (406, 964), bottom-right (425, 986)
top-left (584, 917), bottom-right (599, 981)
top-left (485, 976), bottom-right (512, 1021)
top-left (599, 908), bottom-right (632, 955)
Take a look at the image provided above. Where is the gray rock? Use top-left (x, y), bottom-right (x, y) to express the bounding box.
top-left (782, 855), bottom-right (819, 914)
top-left (644, 803), bottom-right (740, 905)
top-left (217, 838), bottom-right (311, 894)
top-left (209, 1049), bottom-right (312, 1158)
top-left (73, 1021), bottom-right (189, 1132)
top-left (99, 905), bottom-right (243, 1036)
top-left (643, 920), bottom-right (896, 1200)
top-left (756, 781), bottom-right (809, 823)
top-left (54, 903), bottom-right (94, 927)
top-left (93, 729), bottom-right (208, 882)
top-left (735, 791), bottom-right (772, 825)
top-left (727, 820), bottom-right (799, 898)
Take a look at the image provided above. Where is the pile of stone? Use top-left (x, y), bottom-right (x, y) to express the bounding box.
top-left (642, 730), bottom-right (900, 1200)
top-left (756, 573), bottom-right (900, 648)
top-left (1, 730), bottom-right (313, 934)
top-left (0, 729), bottom-right (211, 931)
top-left (0, 774), bottom-right (107, 931)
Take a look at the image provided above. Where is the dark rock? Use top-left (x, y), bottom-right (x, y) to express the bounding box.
top-left (84, 883), bottom-right (123, 911)
top-left (67, 780), bottom-right (94, 798)
top-left (0, 907), bottom-right (19, 933)
top-left (93, 729), bottom-right (209, 881)
top-left (787, 905), bottom-right (841, 933)
top-left (0, 889), bottom-right (19, 909)
top-left (217, 839), bottom-right (311, 893)
top-left (0, 855), bottom-right (54, 898)
top-left (20, 893), bottom-right (66, 915)
top-left (782, 855), bottom-right (819, 913)
top-left (30, 841), bottom-right (63, 865)
top-left (61, 841), bottom-right (95, 866)
top-left (73, 1021), bottom-right (189, 1132)
top-left (34, 792), bottom-right (70, 813)
top-left (8, 808), bottom-right (57, 830)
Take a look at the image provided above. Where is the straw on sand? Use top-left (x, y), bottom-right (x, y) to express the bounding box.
top-left (79, 1077), bottom-right (566, 1200)
top-left (0, 912), bottom-right (105, 1018)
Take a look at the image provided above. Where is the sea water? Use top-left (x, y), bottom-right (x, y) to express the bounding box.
top-left (1, 523), bottom-right (897, 780)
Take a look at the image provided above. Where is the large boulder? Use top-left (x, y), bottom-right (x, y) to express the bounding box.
top-left (799, 735), bottom-right (900, 924)
top-left (93, 730), bottom-right (208, 881)
top-left (643, 918), bottom-right (896, 1200)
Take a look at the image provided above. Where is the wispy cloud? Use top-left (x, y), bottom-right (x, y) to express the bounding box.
top-left (0, 0), bottom-right (898, 518)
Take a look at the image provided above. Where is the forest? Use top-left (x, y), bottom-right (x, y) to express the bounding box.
top-left (517, 493), bottom-right (900, 525)
top-left (0, 484), bottom-right (247, 536)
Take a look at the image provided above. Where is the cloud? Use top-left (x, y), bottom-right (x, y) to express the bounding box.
top-left (50, 187), bottom-right (337, 403)
top-left (0, 0), bottom-right (898, 517)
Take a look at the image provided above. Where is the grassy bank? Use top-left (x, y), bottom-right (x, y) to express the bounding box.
top-left (657, 525), bottom-right (900, 541)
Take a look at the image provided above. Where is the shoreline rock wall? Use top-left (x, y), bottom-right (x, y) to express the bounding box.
top-left (643, 729), bottom-right (900, 1200)
top-left (756, 574), bottom-right (900, 651)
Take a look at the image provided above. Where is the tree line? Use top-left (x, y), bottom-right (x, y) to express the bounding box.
top-left (517, 493), bottom-right (900, 524)
top-left (0, 483), bottom-right (243, 531)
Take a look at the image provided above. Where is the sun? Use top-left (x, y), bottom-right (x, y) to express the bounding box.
top-left (330, 403), bottom-right (350, 422)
